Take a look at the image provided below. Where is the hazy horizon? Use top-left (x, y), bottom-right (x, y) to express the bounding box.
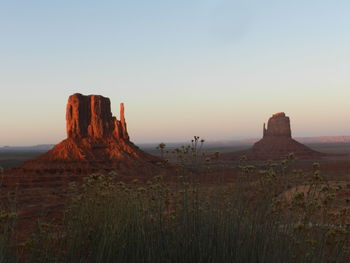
top-left (2, 132), bottom-right (350, 148)
top-left (1, 0), bottom-right (350, 146)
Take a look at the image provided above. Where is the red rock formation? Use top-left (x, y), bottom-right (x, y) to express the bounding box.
top-left (13, 93), bottom-right (165, 176)
top-left (242, 112), bottom-right (324, 160)
top-left (263, 112), bottom-right (291, 138)
top-left (66, 94), bottom-right (116, 139)
top-left (0, 94), bottom-right (172, 239)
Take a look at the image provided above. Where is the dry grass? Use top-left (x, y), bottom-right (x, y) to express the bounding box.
top-left (1, 140), bottom-right (350, 262)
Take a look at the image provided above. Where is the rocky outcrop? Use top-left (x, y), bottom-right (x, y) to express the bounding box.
top-left (12, 93), bottom-right (166, 176)
top-left (249, 112), bottom-right (325, 160)
top-left (66, 94), bottom-right (130, 140)
top-left (263, 112), bottom-right (291, 138)
top-left (231, 112), bottom-right (325, 161)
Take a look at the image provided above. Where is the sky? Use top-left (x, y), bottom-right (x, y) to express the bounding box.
top-left (0, 0), bottom-right (349, 146)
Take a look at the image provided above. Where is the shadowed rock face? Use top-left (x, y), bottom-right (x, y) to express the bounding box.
top-left (240, 112), bottom-right (324, 161)
top-left (263, 112), bottom-right (291, 138)
top-left (247, 112), bottom-right (323, 160)
top-left (11, 93), bottom-right (165, 176)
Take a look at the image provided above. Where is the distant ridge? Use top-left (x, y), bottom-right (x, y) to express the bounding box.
top-left (0, 145), bottom-right (54, 151)
top-left (2, 137), bottom-right (350, 152)
top-left (295, 136), bottom-right (350, 144)
top-left (240, 136), bottom-right (350, 144)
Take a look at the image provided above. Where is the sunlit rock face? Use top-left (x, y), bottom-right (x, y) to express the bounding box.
top-left (66, 94), bottom-right (129, 140)
top-left (15, 93), bottom-right (165, 176)
top-left (248, 112), bottom-right (324, 160)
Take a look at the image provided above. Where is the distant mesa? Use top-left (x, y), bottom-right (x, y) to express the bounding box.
top-left (15, 93), bottom-right (165, 175)
top-left (233, 112), bottom-right (325, 161)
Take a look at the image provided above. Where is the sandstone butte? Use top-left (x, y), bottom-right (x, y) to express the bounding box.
top-left (7, 93), bottom-right (167, 179)
top-left (240, 112), bottom-right (325, 161)
top-left (0, 94), bottom-right (169, 237)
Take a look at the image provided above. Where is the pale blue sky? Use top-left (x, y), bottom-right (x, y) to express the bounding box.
top-left (0, 0), bottom-right (349, 146)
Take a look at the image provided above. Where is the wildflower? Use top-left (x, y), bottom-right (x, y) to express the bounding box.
top-left (312, 162), bottom-right (320, 170)
top-left (153, 175), bottom-right (163, 181)
top-left (117, 181), bottom-right (126, 187)
top-left (0, 212), bottom-right (17, 220)
top-left (294, 222), bottom-right (305, 231)
top-left (321, 186), bottom-right (329, 192)
top-left (157, 143), bottom-right (166, 149)
top-left (108, 171), bottom-right (118, 177)
top-left (137, 187), bottom-right (146, 193)
top-left (288, 153), bottom-right (295, 160)
top-left (240, 155), bottom-right (247, 162)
